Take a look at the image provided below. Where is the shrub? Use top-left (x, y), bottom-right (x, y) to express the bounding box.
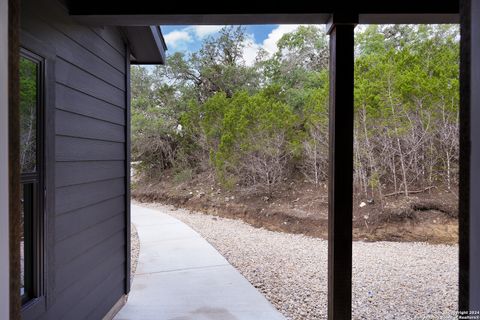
top-left (196, 90), bottom-right (300, 189)
top-left (173, 168), bottom-right (194, 184)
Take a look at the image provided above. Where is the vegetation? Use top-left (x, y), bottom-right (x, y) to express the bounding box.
top-left (19, 57), bottom-right (38, 172)
top-left (131, 25), bottom-right (459, 203)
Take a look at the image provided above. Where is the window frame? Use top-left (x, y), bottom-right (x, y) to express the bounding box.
top-left (19, 31), bottom-right (56, 320)
top-left (19, 48), bottom-right (45, 307)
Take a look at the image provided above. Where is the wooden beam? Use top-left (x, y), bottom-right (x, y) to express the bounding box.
top-left (327, 15), bottom-right (356, 320)
top-left (65, 0), bottom-right (459, 26)
top-left (65, 0), bottom-right (459, 16)
top-left (68, 13), bottom-right (458, 27)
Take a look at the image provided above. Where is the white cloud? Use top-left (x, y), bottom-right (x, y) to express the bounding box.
top-left (164, 24), bottom-right (312, 65)
top-left (164, 30), bottom-right (192, 49)
top-left (242, 35), bottom-right (261, 66)
top-left (262, 24), bottom-right (302, 55)
top-left (240, 25), bottom-right (306, 66)
top-left (163, 26), bottom-right (224, 52)
top-left (190, 25), bottom-right (225, 38)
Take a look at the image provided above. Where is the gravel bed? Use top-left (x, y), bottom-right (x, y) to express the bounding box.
top-left (141, 202), bottom-right (458, 320)
top-left (131, 223), bottom-right (140, 281)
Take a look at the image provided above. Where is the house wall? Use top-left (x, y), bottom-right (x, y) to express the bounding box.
top-left (21, 0), bottom-right (128, 318)
top-left (1, 0), bottom-right (10, 318)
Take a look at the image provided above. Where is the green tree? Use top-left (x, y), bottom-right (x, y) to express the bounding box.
top-left (131, 23), bottom-right (460, 199)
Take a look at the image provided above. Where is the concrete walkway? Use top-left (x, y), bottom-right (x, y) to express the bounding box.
top-left (114, 205), bottom-right (285, 320)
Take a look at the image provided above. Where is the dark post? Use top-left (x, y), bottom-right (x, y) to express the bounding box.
top-left (459, 0), bottom-right (471, 311)
top-left (326, 14), bottom-right (357, 320)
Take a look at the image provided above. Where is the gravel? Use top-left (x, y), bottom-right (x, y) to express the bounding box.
top-left (131, 223), bottom-right (140, 281)
top-left (141, 202), bottom-right (458, 320)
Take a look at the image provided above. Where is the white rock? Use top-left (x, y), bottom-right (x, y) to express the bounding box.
top-left (143, 202), bottom-right (458, 320)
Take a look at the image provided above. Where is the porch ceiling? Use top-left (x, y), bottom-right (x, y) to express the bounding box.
top-left (65, 0), bottom-right (459, 25)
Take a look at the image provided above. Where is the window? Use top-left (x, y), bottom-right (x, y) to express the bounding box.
top-left (19, 49), bottom-right (44, 306)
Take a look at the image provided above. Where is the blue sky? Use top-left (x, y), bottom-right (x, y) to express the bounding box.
top-left (160, 24), bottom-right (315, 65)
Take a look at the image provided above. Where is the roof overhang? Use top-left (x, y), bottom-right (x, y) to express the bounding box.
top-left (65, 1), bottom-right (459, 24)
top-left (65, 0), bottom-right (459, 65)
top-left (122, 26), bottom-right (167, 65)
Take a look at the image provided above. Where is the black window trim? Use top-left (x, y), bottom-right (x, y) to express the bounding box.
top-left (19, 31), bottom-right (56, 320)
top-left (20, 48), bottom-right (44, 307)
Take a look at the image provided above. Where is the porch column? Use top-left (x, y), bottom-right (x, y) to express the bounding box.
top-left (462, 0), bottom-right (480, 311)
top-left (459, 0), bottom-right (470, 311)
top-left (0, 0), bottom-right (10, 317)
top-left (326, 14), bottom-right (357, 320)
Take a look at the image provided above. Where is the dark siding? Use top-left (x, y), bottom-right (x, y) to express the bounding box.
top-left (56, 161), bottom-right (125, 187)
top-left (69, 266), bottom-right (125, 320)
top-left (87, 280), bottom-right (126, 320)
top-left (39, 246), bottom-right (125, 319)
top-left (55, 178), bottom-right (125, 216)
top-left (55, 58), bottom-right (125, 107)
top-left (56, 110), bottom-right (125, 142)
top-left (55, 214), bottom-right (125, 265)
top-left (55, 231), bottom-right (125, 294)
top-left (56, 84), bottom-right (126, 126)
top-left (90, 26), bottom-right (127, 56)
top-left (55, 196), bottom-right (125, 241)
top-left (56, 136), bottom-right (125, 161)
top-left (21, 15), bottom-right (125, 88)
top-left (21, 0), bottom-right (128, 318)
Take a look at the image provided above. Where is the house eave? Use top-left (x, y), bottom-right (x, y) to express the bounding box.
top-left (122, 26), bottom-right (167, 65)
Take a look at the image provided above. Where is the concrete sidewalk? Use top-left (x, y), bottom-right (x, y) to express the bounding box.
top-left (114, 204), bottom-right (285, 320)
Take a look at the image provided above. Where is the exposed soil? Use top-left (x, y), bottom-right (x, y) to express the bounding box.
top-left (132, 170), bottom-right (458, 244)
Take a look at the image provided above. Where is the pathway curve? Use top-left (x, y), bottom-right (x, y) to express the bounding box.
top-left (114, 204), bottom-right (285, 320)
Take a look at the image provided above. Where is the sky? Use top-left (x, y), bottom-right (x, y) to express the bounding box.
top-left (160, 24), bottom-right (318, 65)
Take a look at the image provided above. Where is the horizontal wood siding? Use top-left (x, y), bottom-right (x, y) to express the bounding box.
top-left (21, 0), bottom-right (128, 318)
top-left (55, 177), bottom-right (125, 215)
top-left (56, 110), bottom-right (125, 142)
top-left (22, 1), bottom-right (125, 71)
top-left (87, 280), bottom-right (125, 320)
top-left (38, 249), bottom-right (125, 320)
top-left (54, 232), bottom-right (125, 293)
top-left (55, 58), bottom-right (125, 107)
top-left (55, 196), bottom-right (125, 241)
top-left (56, 136), bottom-right (125, 161)
top-left (56, 84), bottom-right (125, 125)
top-left (55, 214), bottom-right (125, 266)
top-left (65, 265), bottom-right (125, 320)
top-left (21, 14), bottom-right (125, 89)
top-left (56, 161), bottom-right (125, 187)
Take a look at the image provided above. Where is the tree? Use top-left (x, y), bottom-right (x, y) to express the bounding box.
top-left (167, 26), bottom-right (260, 102)
top-left (131, 23), bottom-right (460, 200)
top-left (19, 57), bottom-right (38, 172)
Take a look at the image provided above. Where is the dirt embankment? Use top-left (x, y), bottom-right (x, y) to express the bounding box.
top-left (132, 171), bottom-right (458, 244)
